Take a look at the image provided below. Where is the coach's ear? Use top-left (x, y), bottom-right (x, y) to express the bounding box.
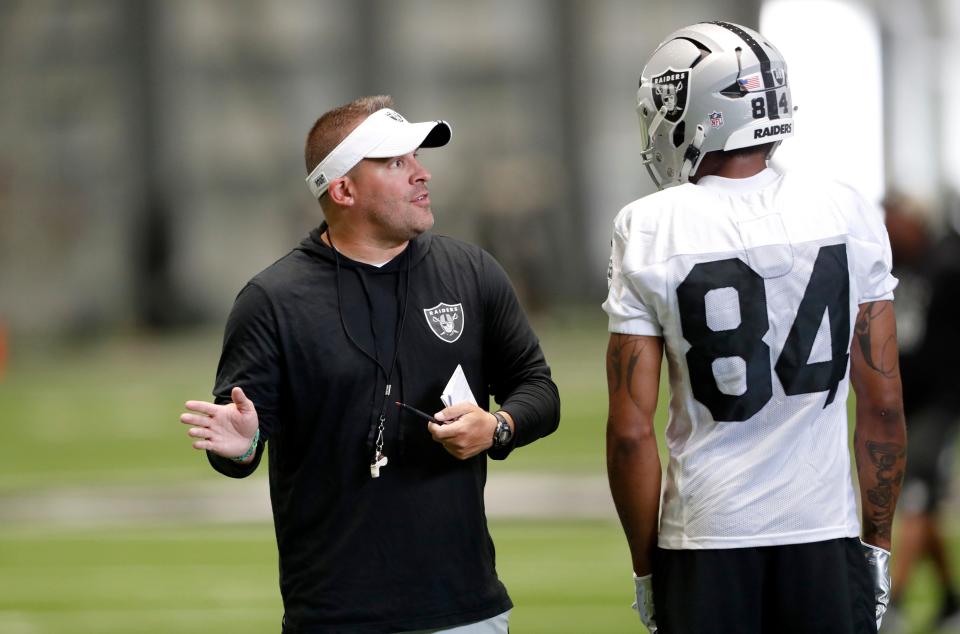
top-left (326, 177), bottom-right (355, 207)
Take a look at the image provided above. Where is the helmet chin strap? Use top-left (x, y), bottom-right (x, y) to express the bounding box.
top-left (645, 162), bottom-right (663, 189)
top-left (679, 124), bottom-right (706, 182)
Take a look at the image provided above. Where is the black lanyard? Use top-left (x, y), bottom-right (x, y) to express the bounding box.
top-left (327, 228), bottom-right (411, 477)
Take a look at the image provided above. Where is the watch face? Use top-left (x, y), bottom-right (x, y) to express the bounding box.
top-left (493, 412), bottom-right (513, 448)
top-left (494, 416), bottom-right (512, 447)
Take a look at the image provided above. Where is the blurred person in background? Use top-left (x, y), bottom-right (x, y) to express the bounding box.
top-left (881, 195), bottom-right (960, 633)
top-left (604, 21), bottom-right (905, 634)
top-left (179, 95), bottom-right (560, 634)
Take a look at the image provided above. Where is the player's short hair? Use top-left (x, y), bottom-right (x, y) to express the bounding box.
top-left (304, 95), bottom-right (395, 175)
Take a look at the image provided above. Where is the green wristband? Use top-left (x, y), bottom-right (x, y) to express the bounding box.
top-left (231, 428), bottom-right (260, 462)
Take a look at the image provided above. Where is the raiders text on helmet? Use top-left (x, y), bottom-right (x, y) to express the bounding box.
top-left (636, 21), bottom-right (795, 189)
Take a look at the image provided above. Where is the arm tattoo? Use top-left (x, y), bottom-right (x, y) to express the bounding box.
top-left (608, 335), bottom-right (625, 394)
top-left (607, 334), bottom-right (647, 406)
top-left (855, 303), bottom-right (898, 378)
top-left (863, 439), bottom-right (905, 541)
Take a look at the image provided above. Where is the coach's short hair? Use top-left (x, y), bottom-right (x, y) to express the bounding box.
top-left (304, 95), bottom-right (395, 176)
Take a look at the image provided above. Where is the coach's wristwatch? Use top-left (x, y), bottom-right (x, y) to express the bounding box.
top-left (492, 411), bottom-right (513, 449)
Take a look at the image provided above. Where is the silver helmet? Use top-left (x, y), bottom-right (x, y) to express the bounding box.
top-left (637, 21), bottom-right (795, 189)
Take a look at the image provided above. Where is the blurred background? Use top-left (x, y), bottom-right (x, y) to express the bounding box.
top-left (2, 0), bottom-right (960, 632)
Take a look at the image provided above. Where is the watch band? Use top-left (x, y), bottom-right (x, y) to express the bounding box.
top-left (492, 411), bottom-right (512, 449)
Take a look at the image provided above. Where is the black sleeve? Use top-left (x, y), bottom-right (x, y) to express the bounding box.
top-left (480, 250), bottom-right (560, 460)
top-left (205, 282), bottom-right (282, 478)
top-left (207, 439), bottom-right (267, 479)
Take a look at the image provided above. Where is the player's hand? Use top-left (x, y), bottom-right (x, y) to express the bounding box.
top-left (632, 573), bottom-right (657, 632)
top-left (860, 540), bottom-right (891, 630)
top-left (428, 402), bottom-right (497, 460)
top-left (180, 387), bottom-right (260, 461)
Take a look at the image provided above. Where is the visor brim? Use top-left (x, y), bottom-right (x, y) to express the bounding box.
top-left (365, 120), bottom-right (452, 158)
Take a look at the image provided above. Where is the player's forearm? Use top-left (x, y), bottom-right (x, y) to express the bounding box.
top-left (850, 300), bottom-right (906, 550)
top-left (605, 333), bottom-right (663, 573)
top-left (607, 418), bottom-right (662, 575)
top-left (854, 399), bottom-right (906, 551)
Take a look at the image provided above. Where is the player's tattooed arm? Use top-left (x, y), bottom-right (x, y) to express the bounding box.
top-left (850, 300), bottom-right (906, 550)
top-left (606, 333), bottom-right (649, 406)
top-left (606, 334), bottom-right (664, 576)
top-left (858, 438), bottom-right (905, 541)
top-left (854, 301), bottom-right (899, 378)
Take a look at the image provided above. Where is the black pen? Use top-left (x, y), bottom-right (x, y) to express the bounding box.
top-left (395, 401), bottom-right (443, 424)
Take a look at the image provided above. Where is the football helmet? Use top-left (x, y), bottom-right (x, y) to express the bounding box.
top-left (637, 21), bottom-right (795, 189)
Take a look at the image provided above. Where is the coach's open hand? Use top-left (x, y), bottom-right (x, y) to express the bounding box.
top-left (181, 387), bottom-right (260, 462)
top-left (428, 402), bottom-right (506, 460)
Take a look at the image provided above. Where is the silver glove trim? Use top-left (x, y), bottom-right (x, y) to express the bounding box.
top-left (860, 540), bottom-right (891, 630)
top-left (633, 572), bottom-right (658, 633)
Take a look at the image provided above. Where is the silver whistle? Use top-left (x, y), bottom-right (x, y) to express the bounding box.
top-left (369, 452), bottom-right (388, 478)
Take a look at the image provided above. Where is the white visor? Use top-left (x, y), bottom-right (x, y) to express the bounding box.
top-left (305, 108), bottom-right (452, 198)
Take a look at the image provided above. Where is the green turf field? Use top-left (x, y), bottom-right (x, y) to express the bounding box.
top-left (0, 519), bottom-right (951, 633)
top-left (0, 310), bottom-right (952, 632)
top-left (0, 520), bottom-right (639, 634)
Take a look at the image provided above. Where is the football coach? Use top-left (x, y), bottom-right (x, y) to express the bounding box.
top-left (179, 95), bottom-right (560, 633)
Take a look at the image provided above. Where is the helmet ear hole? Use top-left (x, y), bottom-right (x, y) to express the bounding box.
top-left (672, 121), bottom-right (686, 148)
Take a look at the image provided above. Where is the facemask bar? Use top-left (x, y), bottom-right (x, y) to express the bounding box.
top-left (635, 93), bottom-right (656, 165)
top-left (636, 92), bottom-right (669, 189)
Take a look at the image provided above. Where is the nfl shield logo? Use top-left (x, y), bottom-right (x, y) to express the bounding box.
top-left (651, 68), bottom-right (690, 123)
top-left (709, 111), bottom-right (724, 128)
top-left (424, 302), bottom-right (464, 343)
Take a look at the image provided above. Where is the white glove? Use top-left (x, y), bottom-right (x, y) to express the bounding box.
top-left (632, 573), bottom-right (658, 633)
top-left (860, 540), bottom-right (891, 630)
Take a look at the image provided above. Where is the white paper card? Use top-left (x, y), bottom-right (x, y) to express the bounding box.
top-left (441, 364), bottom-right (478, 407)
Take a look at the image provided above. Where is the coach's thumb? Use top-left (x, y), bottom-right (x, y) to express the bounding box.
top-left (434, 401), bottom-right (473, 423)
top-left (231, 386), bottom-right (251, 410)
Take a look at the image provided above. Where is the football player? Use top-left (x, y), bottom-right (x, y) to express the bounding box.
top-left (604, 21), bottom-right (905, 634)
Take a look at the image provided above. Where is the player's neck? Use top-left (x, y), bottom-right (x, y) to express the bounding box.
top-left (693, 152), bottom-right (767, 182)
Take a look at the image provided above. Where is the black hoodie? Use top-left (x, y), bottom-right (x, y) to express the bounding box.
top-left (207, 225), bottom-right (560, 633)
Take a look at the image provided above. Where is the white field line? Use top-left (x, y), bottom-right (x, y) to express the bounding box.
top-left (0, 473), bottom-right (616, 528)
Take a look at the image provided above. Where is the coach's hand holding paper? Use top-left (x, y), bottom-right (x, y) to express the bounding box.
top-left (429, 364), bottom-right (505, 460)
top-left (440, 364), bottom-right (477, 407)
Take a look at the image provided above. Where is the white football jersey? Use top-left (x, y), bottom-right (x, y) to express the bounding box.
top-left (603, 168), bottom-right (897, 550)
